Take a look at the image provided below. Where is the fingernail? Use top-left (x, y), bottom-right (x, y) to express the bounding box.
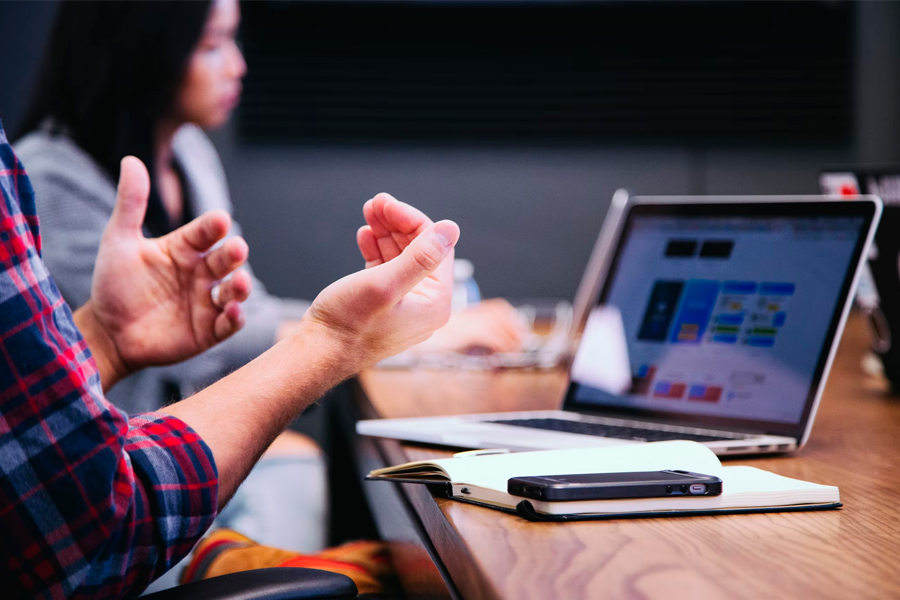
top-left (434, 221), bottom-right (458, 248)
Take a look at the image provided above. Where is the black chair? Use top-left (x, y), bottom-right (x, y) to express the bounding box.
top-left (141, 567), bottom-right (358, 600)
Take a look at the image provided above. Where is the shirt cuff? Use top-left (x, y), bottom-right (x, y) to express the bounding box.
top-left (125, 412), bottom-right (219, 573)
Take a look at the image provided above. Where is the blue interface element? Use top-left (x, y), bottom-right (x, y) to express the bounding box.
top-left (668, 280), bottom-right (720, 344)
top-left (722, 281), bottom-right (758, 294)
top-left (716, 314), bottom-right (744, 326)
top-left (760, 282), bottom-right (796, 295)
top-left (746, 336), bottom-right (777, 348)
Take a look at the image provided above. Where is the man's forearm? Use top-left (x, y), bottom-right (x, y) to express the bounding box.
top-left (162, 320), bottom-right (356, 506)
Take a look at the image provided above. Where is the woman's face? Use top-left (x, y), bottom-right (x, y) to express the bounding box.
top-left (174, 0), bottom-right (246, 129)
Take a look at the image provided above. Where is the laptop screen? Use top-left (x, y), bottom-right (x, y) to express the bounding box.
top-left (564, 201), bottom-right (874, 438)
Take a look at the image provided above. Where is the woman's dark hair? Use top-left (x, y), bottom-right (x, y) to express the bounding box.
top-left (17, 0), bottom-right (212, 235)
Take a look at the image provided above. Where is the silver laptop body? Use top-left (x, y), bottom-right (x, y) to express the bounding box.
top-left (358, 194), bottom-right (882, 456)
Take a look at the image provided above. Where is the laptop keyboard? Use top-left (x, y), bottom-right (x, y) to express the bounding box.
top-left (487, 418), bottom-right (742, 443)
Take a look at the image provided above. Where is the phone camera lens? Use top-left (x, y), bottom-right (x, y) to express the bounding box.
top-left (680, 484), bottom-right (688, 493)
top-left (666, 485), bottom-right (673, 494)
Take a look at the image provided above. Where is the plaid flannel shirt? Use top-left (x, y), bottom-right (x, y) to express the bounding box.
top-left (0, 124), bottom-right (218, 599)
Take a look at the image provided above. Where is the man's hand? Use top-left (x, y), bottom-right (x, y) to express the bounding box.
top-left (164, 193), bottom-right (457, 503)
top-left (75, 157), bottom-right (252, 389)
top-left (300, 193), bottom-right (459, 373)
top-left (358, 195), bottom-right (525, 355)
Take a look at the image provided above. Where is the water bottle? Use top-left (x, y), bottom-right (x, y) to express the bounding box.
top-left (452, 259), bottom-right (481, 312)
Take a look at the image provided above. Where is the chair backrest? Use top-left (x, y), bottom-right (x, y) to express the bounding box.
top-left (140, 567), bottom-right (358, 600)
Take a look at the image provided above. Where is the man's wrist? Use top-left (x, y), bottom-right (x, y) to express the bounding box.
top-left (73, 301), bottom-right (130, 390)
top-left (287, 319), bottom-right (369, 383)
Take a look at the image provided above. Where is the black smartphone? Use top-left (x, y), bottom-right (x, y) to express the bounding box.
top-left (507, 470), bottom-right (723, 502)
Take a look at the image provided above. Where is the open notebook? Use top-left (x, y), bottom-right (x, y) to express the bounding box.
top-left (367, 441), bottom-right (841, 521)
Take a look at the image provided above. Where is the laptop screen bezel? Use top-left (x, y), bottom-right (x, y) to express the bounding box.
top-left (562, 198), bottom-right (877, 439)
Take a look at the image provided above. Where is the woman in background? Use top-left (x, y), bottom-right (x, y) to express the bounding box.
top-left (15, 0), bottom-right (526, 587)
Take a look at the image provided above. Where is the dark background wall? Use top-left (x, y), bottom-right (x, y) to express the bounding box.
top-left (1, 1), bottom-right (899, 303)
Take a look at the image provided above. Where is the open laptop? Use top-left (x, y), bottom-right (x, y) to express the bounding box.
top-left (358, 195), bottom-right (882, 455)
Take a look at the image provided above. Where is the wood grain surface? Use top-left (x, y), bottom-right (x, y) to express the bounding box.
top-left (358, 313), bottom-right (900, 600)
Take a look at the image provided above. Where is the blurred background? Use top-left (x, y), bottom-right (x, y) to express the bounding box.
top-left (1, 0), bottom-right (898, 303)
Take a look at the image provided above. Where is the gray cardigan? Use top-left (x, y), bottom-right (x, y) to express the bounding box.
top-left (15, 124), bottom-right (309, 414)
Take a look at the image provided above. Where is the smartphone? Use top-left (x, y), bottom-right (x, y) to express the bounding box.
top-left (507, 470), bottom-right (723, 502)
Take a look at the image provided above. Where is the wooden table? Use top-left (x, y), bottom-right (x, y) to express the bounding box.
top-left (352, 314), bottom-right (900, 600)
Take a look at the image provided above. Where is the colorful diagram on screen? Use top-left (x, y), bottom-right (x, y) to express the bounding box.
top-left (637, 278), bottom-right (794, 349)
top-left (629, 278), bottom-right (795, 403)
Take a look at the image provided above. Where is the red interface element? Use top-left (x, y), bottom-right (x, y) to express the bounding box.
top-left (688, 384), bottom-right (723, 403)
top-left (652, 381), bottom-right (686, 399)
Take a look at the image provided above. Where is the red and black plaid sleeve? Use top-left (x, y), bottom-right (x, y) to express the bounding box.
top-left (0, 127), bottom-right (218, 599)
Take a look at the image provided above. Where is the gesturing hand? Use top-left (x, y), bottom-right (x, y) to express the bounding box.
top-left (301, 193), bottom-right (459, 372)
top-left (75, 157), bottom-right (252, 388)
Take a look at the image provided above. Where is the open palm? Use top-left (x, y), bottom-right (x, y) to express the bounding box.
top-left (87, 157), bottom-right (251, 374)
